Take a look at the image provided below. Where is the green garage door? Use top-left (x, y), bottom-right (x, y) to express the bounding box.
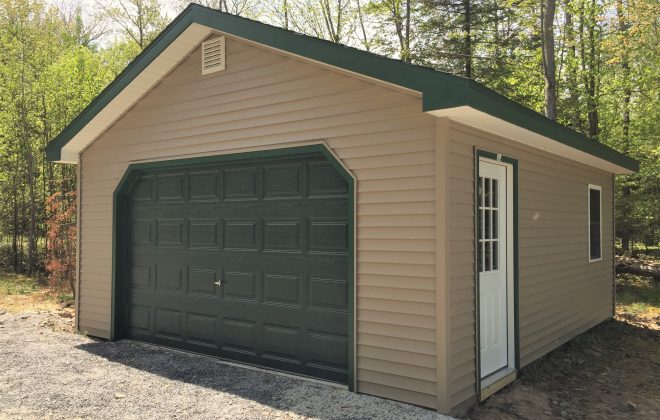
top-left (122, 151), bottom-right (350, 383)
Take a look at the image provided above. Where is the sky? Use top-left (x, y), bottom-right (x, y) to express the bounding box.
top-left (44, 0), bottom-right (183, 46)
top-left (45, 0), bottom-right (181, 21)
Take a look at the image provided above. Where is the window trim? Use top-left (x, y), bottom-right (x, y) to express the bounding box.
top-left (588, 184), bottom-right (602, 262)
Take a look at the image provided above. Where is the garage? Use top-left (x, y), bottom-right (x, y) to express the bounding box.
top-left (114, 149), bottom-right (353, 384)
top-left (45, 5), bottom-right (639, 414)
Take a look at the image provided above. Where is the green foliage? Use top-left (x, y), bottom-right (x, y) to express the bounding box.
top-left (0, 0), bottom-right (154, 277)
top-left (0, 0), bottom-right (656, 284)
top-left (616, 274), bottom-right (660, 314)
top-left (0, 271), bottom-right (40, 295)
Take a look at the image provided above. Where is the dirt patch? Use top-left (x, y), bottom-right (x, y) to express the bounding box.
top-left (0, 271), bottom-right (63, 314)
top-left (0, 292), bottom-right (61, 314)
top-left (616, 274), bottom-right (660, 330)
top-left (469, 276), bottom-right (660, 420)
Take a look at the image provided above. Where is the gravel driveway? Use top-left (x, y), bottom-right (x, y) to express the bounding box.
top-left (0, 311), bottom-right (451, 420)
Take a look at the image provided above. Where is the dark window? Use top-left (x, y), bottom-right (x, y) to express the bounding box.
top-left (589, 186), bottom-right (601, 261)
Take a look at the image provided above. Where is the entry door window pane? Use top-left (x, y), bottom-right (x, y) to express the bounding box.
top-left (492, 179), bottom-right (498, 207)
top-left (479, 173), bottom-right (502, 273)
top-left (588, 186), bottom-right (602, 261)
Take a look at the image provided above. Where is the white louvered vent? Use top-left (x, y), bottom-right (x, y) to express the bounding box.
top-left (201, 36), bottom-right (225, 75)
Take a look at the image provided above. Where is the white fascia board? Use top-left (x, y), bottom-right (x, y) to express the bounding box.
top-left (428, 106), bottom-right (633, 175)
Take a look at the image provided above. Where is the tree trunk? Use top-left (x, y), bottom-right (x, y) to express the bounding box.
top-left (616, 0), bottom-right (632, 251)
top-left (12, 181), bottom-right (19, 272)
top-left (356, 0), bottom-right (370, 51)
top-left (26, 149), bottom-right (37, 275)
top-left (392, 0), bottom-right (406, 58)
top-left (542, 0), bottom-right (557, 120)
top-left (464, 0), bottom-right (472, 78)
top-left (564, 4), bottom-right (581, 130)
top-left (404, 0), bottom-right (411, 62)
top-left (578, 1), bottom-right (599, 139)
top-left (284, 0), bottom-right (289, 30)
top-left (616, 256), bottom-right (660, 280)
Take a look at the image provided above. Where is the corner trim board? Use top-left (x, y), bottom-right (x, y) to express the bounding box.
top-left (434, 118), bottom-right (451, 412)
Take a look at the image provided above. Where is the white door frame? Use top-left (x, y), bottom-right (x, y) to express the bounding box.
top-left (476, 152), bottom-right (518, 391)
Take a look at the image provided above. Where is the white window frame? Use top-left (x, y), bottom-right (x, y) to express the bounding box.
top-left (588, 184), bottom-right (602, 262)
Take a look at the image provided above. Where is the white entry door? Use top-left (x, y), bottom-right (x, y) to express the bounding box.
top-left (478, 159), bottom-right (513, 378)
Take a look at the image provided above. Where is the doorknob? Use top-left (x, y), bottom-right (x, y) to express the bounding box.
top-left (214, 280), bottom-right (223, 286)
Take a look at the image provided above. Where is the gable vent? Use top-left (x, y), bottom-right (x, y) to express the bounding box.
top-left (201, 36), bottom-right (225, 75)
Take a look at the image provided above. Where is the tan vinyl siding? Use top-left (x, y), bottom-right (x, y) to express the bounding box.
top-left (447, 122), bottom-right (614, 411)
top-left (78, 37), bottom-right (438, 408)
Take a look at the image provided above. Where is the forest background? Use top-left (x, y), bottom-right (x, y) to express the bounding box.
top-left (0, 0), bottom-right (657, 293)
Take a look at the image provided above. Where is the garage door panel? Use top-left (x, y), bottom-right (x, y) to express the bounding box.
top-left (155, 264), bottom-right (184, 292)
top-left (156, 219), bottom-right (185, 247)
top-left (129, 263), bottom-right (153, 290)
top-left (186, 313), bottom-right (218, 348)
top-left (309, 277), bottom-right (348, 311)
top-left (308, 161), bottom-right (348, 196)
top-left (130, 219), bottom-right (152, 245)
top-left (128, 305), bottom-right (151, 334)
top-left (263, 163), bottom-right (304, 198)
top-left (188, 170), bottom-right (219, 201)
top-left (154, 308), bottom-right (184, 341)
top-left (263, 218), bottom-right (303, 252)
top-left (222, 271), bottom-right (257, 301)
top-left (308, 218), bottom-right (349, 253)
top-left (262, 322), bottom-right (303, 364)
top-left (223, 166), bottom-right (259, 200)
top-left (130, 176), bottom-right (154, 201)
top-left (263, 272), bottom-right (301, 306)
top-left (156, 173), bottom-right (185, 202)
top-left (188, 268), bottom-right (218, 296)
top-left (308, 330), bottom-right (349, 370)
top-left (124, 152), bottom-right (350, 383)
top-left (188, 219), bottom-right (220, 249)
top-left (223, 219), bottom-right (258, 250)
top-left (222, 317), bottom-right (258, 355)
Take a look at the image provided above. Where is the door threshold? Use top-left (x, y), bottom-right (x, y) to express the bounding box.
top-left (480, 367), bottom-right (516, 401)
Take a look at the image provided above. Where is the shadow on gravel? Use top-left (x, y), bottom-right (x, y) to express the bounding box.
top-left (77, 339), bottom-right (317, 411)
top-left (75, 339), bottom-right (432, 420)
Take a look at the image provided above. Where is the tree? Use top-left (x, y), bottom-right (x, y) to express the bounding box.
top-left (578, 0), bottom-right (602, 140)
top-left (365, 0), bottom-right (415, 61)
top-left (0, 0), bottom-right (656, 282)
top-left (317, 0), bottom-right (354, 43)
top-left (102, 0), bottom-right (168, 49)
top-left (0, 0), bottom-right (124, 274)
top-left (541, 0), bottom-right (557, 119)
top-left (0, 0), bottom-right (67, 274)
top-left (59, 3), bottom-right (107, 47)
top-left (45, 190), bottom-right (76, 295)
top-left (181, 0), bottom-right (261, 16)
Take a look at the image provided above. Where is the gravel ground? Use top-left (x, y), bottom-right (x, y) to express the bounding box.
top-left (0, 311), bottom-right (451, 420)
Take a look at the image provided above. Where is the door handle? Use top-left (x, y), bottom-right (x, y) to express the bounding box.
top-left (214, 280), bottom-right (223, 286)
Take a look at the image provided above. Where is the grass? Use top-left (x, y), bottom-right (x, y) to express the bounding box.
top-left (0, 270), bottom-right (69, 313)
top-left (616, 273), bottom-right (660, 318)
top-left (615, 240), bottom-right (660, 258)
top-left (0, 272), bottom-right (42, 295)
